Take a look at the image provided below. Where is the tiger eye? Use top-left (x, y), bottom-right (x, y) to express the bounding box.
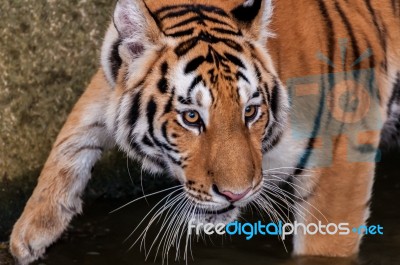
top-left (183, 110), bottom-right (200, 124)
top-left (245, 105), bottom-right (257, 120)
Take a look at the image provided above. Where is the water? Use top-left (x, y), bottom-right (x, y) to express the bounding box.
top-left (1, 151), bottom-right (399, 265)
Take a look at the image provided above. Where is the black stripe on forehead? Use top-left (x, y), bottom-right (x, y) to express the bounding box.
top-left (163, 11), bottom-right (233, 31)
top-left (224, 52), bottom-right (246, 69)
top-left (211, 27), bottom-right (242, 36)
top-left (185, 56), bottom-right (206, 74)
top-left (174, 26), bottom-right (243, 57)
top-left (223, 39), bottom-right (244, 52)
top-left (155, 4), bottom-right (229, 20)
top-left (166, 28), bottom-right (195, 38)
top-left (174, 33), bottom-right (243, 57)
top-left (183, 46), bottom-right (246, 74)
top-left (175, 38), bottom-right (199, 57)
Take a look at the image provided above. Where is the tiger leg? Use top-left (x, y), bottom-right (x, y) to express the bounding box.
top-left (292, 132), bottom-right (380, 257)
top-left (287, 56), bottom-right (399, 256)
top-left (9, 70), bottom-right (112, 265)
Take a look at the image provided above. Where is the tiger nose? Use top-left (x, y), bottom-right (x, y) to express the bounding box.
top-left (212, 185), bottom-right (252, 202)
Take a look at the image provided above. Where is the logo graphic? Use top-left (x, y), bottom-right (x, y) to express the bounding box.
top-left (287, 39), bottom-right (383, 167)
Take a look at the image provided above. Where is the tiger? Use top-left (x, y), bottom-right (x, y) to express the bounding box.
top-left (9, 0), bottom-right (400, 264)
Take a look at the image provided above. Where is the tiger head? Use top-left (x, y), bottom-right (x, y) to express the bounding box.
top-left (103, 0), bottom-right (288, 224)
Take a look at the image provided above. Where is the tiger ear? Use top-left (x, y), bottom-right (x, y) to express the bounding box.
top-left (113, 0), bottom-right (161, 62)
top-left (231, 0), bottom-right (273, 43)
top-left (100, 0), bottom-right (162, 86)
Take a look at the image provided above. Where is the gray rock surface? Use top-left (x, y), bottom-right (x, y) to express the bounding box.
top-left (0, 0), bottom-right (171, 242)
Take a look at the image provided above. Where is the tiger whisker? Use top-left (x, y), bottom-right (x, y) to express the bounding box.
top-left (125, 189), bottom-right (183, 244)
top-left (265, 182), bottom-right (328, 223)
top-left (155, 196), bottom-right (189, 262)
top-left (150, 198), bottom-right (185, 263)
top-left (126, 156), bottom-right (134, 186)
top-left (140, 155), bottom-right (149, 205)
top-left (137, 193), bottom-right (186, 253)
top-left (253, 179), bottom-right (290, 223)
top-left (161, 200), bottom-right (191, 262)
top-left (141, 199), bottom-right (182, 255)
top-left (261, 187), bottom-right (306, 220)
top-left (263, 168), bottom-right (317, 187)
top-left (110, 185), bottom-right (183, 214)
top-left (173, 202), bottom-right (195, 262)
top-left (249, 201), bottom-right (266, 222)
top-left (183, 204), bottom-right (197, 263)
top-left (138, 194), bottom-right (185, 259)
top-left (251, 197), bottom-right (289, 252)
top-left (264, 170), bottom-right (313, 178)
top-left (258, 191), bottom-right (292, 222)
top-left (177, 201), bottom-right (197, 259)
top-left (265, 169), bottom-right (318, 187)
top-left (260, 192), bottom-right (292, 223)
top-left (267, 173), bottom-right (313, 195)
top-left (264, 166), bottom-right (316, 173)
top-left (260, 178), bottom-right (293, 219)
top-left (252, 198), bottom-right (276, 223)
top-left (263, 183), bottom-right (307, 218)
top-left (169, 200), bottom-right (194, 263)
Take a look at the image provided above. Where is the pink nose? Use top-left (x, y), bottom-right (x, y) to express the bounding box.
top-left (220, 188), bottom-right (252, 202)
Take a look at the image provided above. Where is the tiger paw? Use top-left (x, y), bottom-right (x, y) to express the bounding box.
top-left (9, 202), bottom-right (69, 265)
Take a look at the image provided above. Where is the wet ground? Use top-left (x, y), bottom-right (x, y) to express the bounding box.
top-left (1, 151), bottom-right (399, 265)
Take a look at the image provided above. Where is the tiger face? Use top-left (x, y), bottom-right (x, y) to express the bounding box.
top-left (104, 0), bottom-right (288, 224)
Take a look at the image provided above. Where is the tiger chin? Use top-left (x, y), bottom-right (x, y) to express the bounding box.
top-left (10, 0), bottom-right (400, 264)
